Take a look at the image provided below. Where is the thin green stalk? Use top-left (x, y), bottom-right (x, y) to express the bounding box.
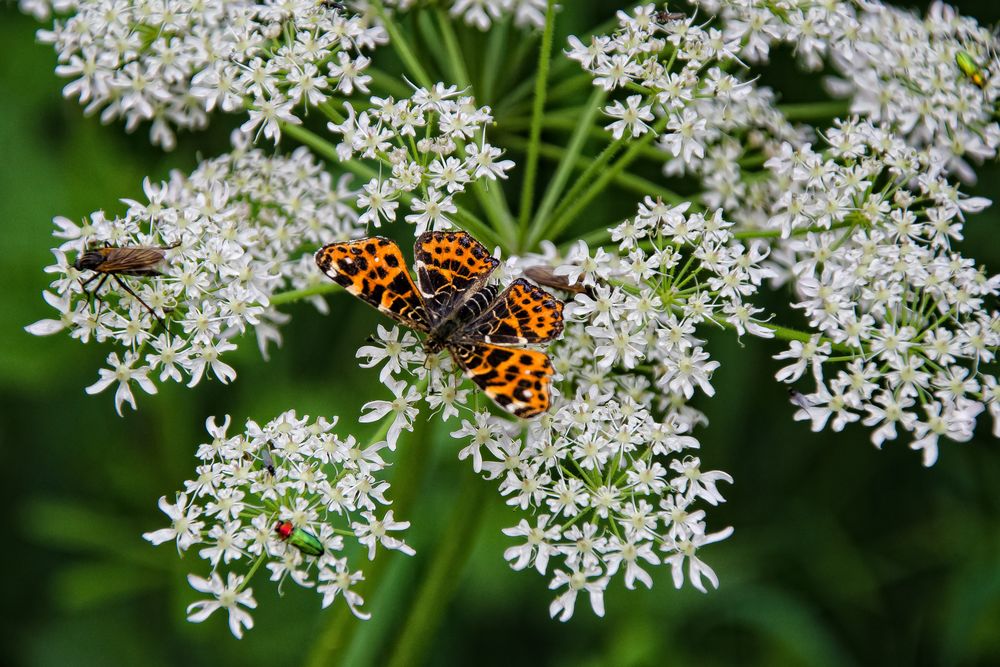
top-left (529, 87), bottom-right (606, 234)
top-left (373, 0), bottom-right (434, 90)
top-left (384, 473), bottom-right (490, 667)
top-left (479, 17), bottom-right (509, 103)
top-left (281, 123), bottom-right (504, 249)
top-left (500, 131), bottom-right (686, 209)
top-left (778, 100), bottom-right (852, 121)
top-left (304, 385), bottom-right (432, 667)
top-left (518, 0), bottom-right (558, 236)
top-left (435, 8), bottom-right (471, 88)
top-left (706, 315), bottom-right (860, 355)
top-left (731, 219), bottom-right (858, 240)
top-left (534, 112), bottom-right (670, 246)
top-left (365, 66), bottom-right (415, 98)
top-left (270, 283), bottom-right (340, 306)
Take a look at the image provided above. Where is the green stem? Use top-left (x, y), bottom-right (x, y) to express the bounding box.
top-left (499, 132), bottom-right (686, 209)
top-left (517, 0), bottom-right (558, 235)
top-left (730, 219), bottom-right (858, 240)
top-left (528, 87), bottom-right (606, 236)
top-left (304, 382), bottom-right (432, 667)
top-left (778, 100), bottom-right (852, 122)
top-left (366, 66), bottom-right (415, 98)
top-left (479, 17), bottom-right (509, 104)
top-left (374, 0), bottom-right (434, 90)
top-left (435, 8), bottom-right (471, 89)
top-left (383, 473), bottom-right (490, 667)
top-left (537, 112), bottom-right (670, 245)
top-left (270, 283), bottom-right (340, 306)
top-left (709, 316), bottom-right (860, 355)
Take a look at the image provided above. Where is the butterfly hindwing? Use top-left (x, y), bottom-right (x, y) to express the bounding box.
top-left (450, 342), bottom-right (554, 418)
top-left (315, 237), bottom-right (429, 329)
top-left (458, 278), bottom-right (565, 345)
top-left (414, 231), bottom-right (499, 324)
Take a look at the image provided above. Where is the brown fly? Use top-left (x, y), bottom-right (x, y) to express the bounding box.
top-left (523, 265), bottom-right (594, 297)
top-left (74, 241), bottom-right (180, 327)
top-left (654, 9), bottom-right (686, 23)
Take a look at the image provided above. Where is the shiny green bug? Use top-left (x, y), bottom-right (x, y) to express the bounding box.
top-left (956, 50), bottom-right (988, 89)
top-left (274, 520), bottom-right (324, 557)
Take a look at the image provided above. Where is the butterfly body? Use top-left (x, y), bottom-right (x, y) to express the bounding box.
top-left (316, 231), bottom-right (564, 418)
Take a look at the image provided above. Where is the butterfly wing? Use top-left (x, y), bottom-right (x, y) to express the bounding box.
top-left (315, 237), bottom-right (429, 330)
top-left (457, 278), bottom-right (564, 345)
top-left (413, 231), bottom-right (499, 325)
top-left (450, 342), bottom-right (555, 418)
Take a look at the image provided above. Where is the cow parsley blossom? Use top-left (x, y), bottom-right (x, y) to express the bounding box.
top-left (704, 0), bottom-right (1000, 181)
top-left (25, 140), bottom-right (362, 414)
top-left (144, 410), bottom-right (414, 638)
top-left (380, 0), bottom-right (547, 30)
top-left (353, 199), bottom-right (768, 618)
top-left (568, 4), bottom-right (807, 228)
top-left (21, 0), bottom-right (386, 148)
top-left (327, 86), bottom-right (514, 233)
top-left (766, 118), bottom-right (999, 465)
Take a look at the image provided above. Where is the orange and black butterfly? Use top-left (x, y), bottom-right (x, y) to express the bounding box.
top-left (75, 241), bottom-right (179, 327)
top-left (316, 231), bottom-right (565, 418)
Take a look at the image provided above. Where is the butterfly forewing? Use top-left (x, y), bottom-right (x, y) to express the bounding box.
top-left (450, 343), bottom-right (555, 418)
top-left (413, 231), bottom-right (499, 325)
top-left (458, 278), bottom-right (565, 345)
top-left (315, 237), bottom-right (429, 330)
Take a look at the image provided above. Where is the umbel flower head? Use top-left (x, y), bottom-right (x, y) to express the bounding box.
top-left (765, 118), bottom-right (999, 466)
top-left (23, 0), bottom-right (387, 147)
top-left (327, 84), bottom-right (514, 233)
top-left (350, 197), bottom-right (763, 618)
top-left (704, 0), bottom-right (1000, 181)
top-left (26, 138), bottom-right (363, 414)
top-left (144, 410), bottom-right (414, 638)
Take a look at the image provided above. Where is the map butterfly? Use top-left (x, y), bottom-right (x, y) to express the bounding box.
top-left (315, 231), bottom-right (565, 418)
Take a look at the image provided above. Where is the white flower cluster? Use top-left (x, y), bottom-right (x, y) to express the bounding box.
top-left (568, 4), bottom-right (806, 227)
top-left (704, 0), bottom-right (1000, 181)
top-left (144, 410), bottom-right (414, 638)
top-left (766, 117), bottom-right (999, 466)
top-left (26, 142), bottom-right (361, 414)
top-left (380, 0), bottom-right (547, 31)
top-left (354, 200), bottom-right (778, 618)
top-left (328, 85), bottom-right (514, 233)
top-left (21, 0), bottom-right (387, 148)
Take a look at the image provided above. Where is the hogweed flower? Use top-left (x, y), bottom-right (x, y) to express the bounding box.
top-left (26, 141), bottom-right (362, 413)
top-left (144, 410), bottom-right (413, 637)
top-left (23, 0), bottom-right (387, 147)
top-left (765, 118), bottom-right (999, 466)
top-left (326, 86), bottom-right (514, 234)
top-left (703, 0), bottom-right (1000, 180)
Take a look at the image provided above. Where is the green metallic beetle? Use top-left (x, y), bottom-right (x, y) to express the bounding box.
top-left (274, 520), bottom-right (324, 557)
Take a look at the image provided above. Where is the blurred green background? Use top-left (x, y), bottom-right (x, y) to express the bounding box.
top-left (4, 2), bottom-right (1000, 665)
